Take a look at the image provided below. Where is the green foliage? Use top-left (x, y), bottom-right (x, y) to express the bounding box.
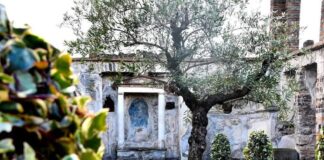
top-left (0, 7), bottom-right (107, 160)
top-left (210, 133), bottom-right (231, 160)
top-left (63, 0), bottom-right (293, 108)
top-left (243, 131), bottom-right (273, 160)
top-left (316, 128), bottom-right (324, 160)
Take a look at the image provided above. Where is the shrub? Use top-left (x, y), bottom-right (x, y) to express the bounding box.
top-left (243, 131), bottom-right (273, 160)
top-left (210, 133), bottom-right (231, 160)
top-left (316, 127), bottom-right (324, 160)
top-left (0, 5), bottom-right (107, 160)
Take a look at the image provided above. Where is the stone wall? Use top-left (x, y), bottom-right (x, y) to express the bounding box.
top-left (294, 64), bottom-right (316, 159)
top-left (72, 42), bottom-right (324, 160)
top-left (287, 42), bottom-right (324, 159)
top-left (72, 60), bottom-right (287, 160)
top-left (179, 102), bottom-right (279, 160)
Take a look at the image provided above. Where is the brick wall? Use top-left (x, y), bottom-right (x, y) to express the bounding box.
top-left (271, 0), bottom-right (301, 51)
top-left (271, 0), bottom-right (286, 16)
top-left (286, 0), bottom-right (301, 51)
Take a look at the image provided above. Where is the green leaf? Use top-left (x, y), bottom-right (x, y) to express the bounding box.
top-left (55, 53), bottom-right (72, 75)
top-left (31, 99), bottom-right (48, 117)
top-left (81, 109), bottom-right (108, 139)
top-left (56, 137), bottom-right (76, 154)
top-left (23, 142), bottom-right (36, 160)
top-left (90, 110), bottom-right (108, 132)
top-left (7, 45), bottom-right (36, 72)
top-left (83, 136), bottom-right (101, 151)
top-left (80, 150), bottom-right (100, 160)
top-left (12, 27), bottom-right (29, 36)
top-left (96, 144), bottom-right (105, 158)
top-left (0, 102), bottom-right (24, 113)
top-left (0, 138), bottom-right (14, 153)
top-left (15, 71), bottom-right (37, 96)
top-left (52, 72), bottom-right (74, 90)
top-left (22, 33), bottom-right (49, 50)
top-left (0, 73), bottom-right (13, 83)
top-left (73, 96), bottom-right (91, 109)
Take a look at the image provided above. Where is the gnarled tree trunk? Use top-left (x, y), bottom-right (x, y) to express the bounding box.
top-left (188, 107), bottom-right (209, 160)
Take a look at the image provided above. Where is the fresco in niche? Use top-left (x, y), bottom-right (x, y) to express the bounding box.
top-left (128, 98), bottom-right (150, 142)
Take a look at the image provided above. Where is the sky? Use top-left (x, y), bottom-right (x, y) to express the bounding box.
top-left (300, 0), bottom-right (321, 47)
top-left (0, 0), bottom-right (321, 51)
top-left (0, 0), bottom-right (75, 51)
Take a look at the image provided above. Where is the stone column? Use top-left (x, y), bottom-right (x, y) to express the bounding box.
top-left (117, 93), bottom-right (125, 147)
top-left (158, 93), bottom-right (166, 148)
top-left (295, 67), bottom-right (316, 160)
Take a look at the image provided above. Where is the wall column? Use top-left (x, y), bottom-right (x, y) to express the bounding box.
top-left (286, 0), bottom-right (301, 50)
top-left (158, 93), bottom-right (166, 148)
top-left (295, 66), bottom-right (316, 159)
top-left (316, 56), bottom-right (324, 139)
top-left (271, 0), bottom-right (286, 16)
top-left (271, 0), bottom-right (301, 50)
top-left (117, 93), bottom-right (125, 147)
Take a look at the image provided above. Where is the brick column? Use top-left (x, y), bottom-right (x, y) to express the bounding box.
top-left (271, 0), bottom-right (286, 16)
top-left (286, 0), bottom-right (301, 51)
top-left (320, 0), bottom-right (324, 41)
top-left (295, 67), bottom-right (316, 160)
top-left (271, 0), bottom-right (301, 51)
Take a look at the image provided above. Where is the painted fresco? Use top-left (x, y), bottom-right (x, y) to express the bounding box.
top-left (128, 98), bottom-right (151, 142)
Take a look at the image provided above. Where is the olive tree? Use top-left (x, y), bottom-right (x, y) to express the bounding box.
top-left (63, 0), bottom-right (291, 159)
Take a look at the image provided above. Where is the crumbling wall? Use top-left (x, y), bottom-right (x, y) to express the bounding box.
top-left (294, 64), bottom-right (317, 159)
top-left (179, 102), bottom-right (278, 160)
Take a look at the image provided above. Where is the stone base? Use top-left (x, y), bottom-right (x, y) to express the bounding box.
top-left (273, 148), bottom-right (299, 160)
top-left (117, 148), bottom-right (167, 160)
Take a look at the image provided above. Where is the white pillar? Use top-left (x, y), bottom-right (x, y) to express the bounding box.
top-left (117, 93), bottom-right (124, 147)
top-left (158, 93), bottom-right (165, 148)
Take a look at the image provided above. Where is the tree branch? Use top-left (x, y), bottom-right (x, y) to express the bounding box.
top-left (183, 59), bottom-right (218, 72)
top-left (204, 55), bottom-right (276, 107)
top-left (111, 28), bottom-right (171, 57)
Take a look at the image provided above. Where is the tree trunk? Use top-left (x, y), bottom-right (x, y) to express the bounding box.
top-left (188, 108), bottom-right (209, 160)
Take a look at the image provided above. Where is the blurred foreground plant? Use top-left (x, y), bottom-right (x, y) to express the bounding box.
top-left (0, 4), bottom-right (107, 160)
top-left (316, 127), bottom-right (324, 160)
